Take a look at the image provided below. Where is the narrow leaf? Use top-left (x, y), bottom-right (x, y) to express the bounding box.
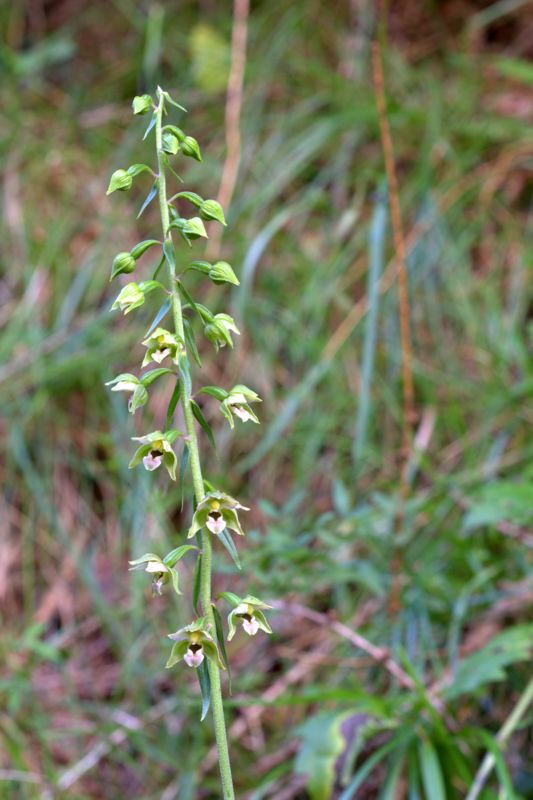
top-left (145, 298), bottom-right (171, 336)
top-left (165, 377), bottom-right (182, 430)
top-left (183, 318), bottom-right (202, 367)
top-left (191, 400), bottom-right (216, 451)
top-left (137, 182), bottom-right (158, 217)
top-left (197, 659), bottom-right (211, 722)
top-left (143, 112), bottom-right (157, 139)
top-left (163, 239), bottom-right (176, 270)
top-left (178, 445), bottom-right (189, 510)
top-left (212, 603), bottom-right (232, 694)
top-left (192, 554), bottom-right (202, 615)
top-left (217, 529), bottom-right (241, 570)
top-left (163, 544), bottom-right (198, 568)
top-left (418, 740), bottom-right (446, 800)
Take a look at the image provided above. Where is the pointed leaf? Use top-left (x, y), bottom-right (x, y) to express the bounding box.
top-left (163, 544), bottom-right (198, 568)
top-left (183, 318), bottom-right (202, 367)
top-left (178, 445), bottom-right (189, 510)
top-left (192, 554), bottom-right (202, 615)
top-left (212, 603), bottom-right (232, 693)
top-left (141, 367), bottom-right (173, 387)
top-left (217, 529), bottom-right (241, 570)
top-left (197, 659), bottom-right (211, 721)
top-left (163, 239), bottom-right (176, 270)
top-left (191, 400), bottom-right (216, 451)
top-left (145, 298), bottom-right (171, 336)
top-left (165, 377), bottom-right (182, 430)
top-left (137, 182), bottom-right (158, 217)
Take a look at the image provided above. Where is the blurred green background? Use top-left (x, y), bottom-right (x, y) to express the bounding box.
top-left (1, 1), bottom-right (532, 798)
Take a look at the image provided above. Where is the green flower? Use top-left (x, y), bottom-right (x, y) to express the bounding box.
top-left (128, 545), bottom-right (197, 595)
top-left (204, 313), bottom-right (240, 351)
top-left (222, 385), bottom-right (261, 428)
top-left (105, 373), bottom-right (147, 414)
top-left (221, 593), bottom-right (273, 641)
top-left (111, 282), bottom-right (145, 314)
top-left (188, 490), bottom-right (249, 538)
top-left (128, 429), bottom-right (180, 479)
top-left (141, 327), bottom-right (184, 366)
top-left (166, 617), bottom-right (225, 669)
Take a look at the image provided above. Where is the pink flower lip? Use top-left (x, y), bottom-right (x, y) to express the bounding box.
top-left (206, 512), bottom-right (226, 535)
top-left (184, 644), bottom-right (204, 668)
top-left (143, 452), bottom-right (163, 471)
top-left (242, 615), bottom-right (259, 636)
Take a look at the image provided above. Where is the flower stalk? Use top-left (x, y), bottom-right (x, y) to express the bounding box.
top-left (105, 86), bottom-right (272, 800)
top-left (154, 87), bottom-right (235, 799)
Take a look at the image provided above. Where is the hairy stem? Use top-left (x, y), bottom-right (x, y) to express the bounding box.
top-left (155, 87), bottom-right (235, 800)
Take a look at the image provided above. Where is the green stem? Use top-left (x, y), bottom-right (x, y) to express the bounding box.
top-left (155, 88), bottom-right (235, 800)
top-left (465, 675), bottom-right (533, 800)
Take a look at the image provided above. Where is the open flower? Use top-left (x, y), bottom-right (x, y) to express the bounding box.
top-left (204, 313), bottom-right (240, 351)
top-left (111, 282), bottom-right (145, 314)
top-left (222, 385), bottom-right (261, 428)
top-left (222, 593), bottom-right (273, 641)
top-left (141, 327), bottom-right (184, 366)
top-left (128, 429), bottom-right (180, 479)
top-left (128, 545), bottom-right (196, 596)
top-left (105, 373), bottom-right (148, 414)
top-left (187, 490), bottom-right (249, 539)
top-left (166, 617), bottom-right (225, 670)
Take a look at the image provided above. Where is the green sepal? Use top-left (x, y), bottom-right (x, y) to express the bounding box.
top-left (132, 94), bottom-right (152, 115)
top-left (162, 131), bottom-right (179, 155)
top-left (202, 639), bottom-right (225, 671)
top-left (106, 169), bottom-right (132, 194)
top-left (163, 124), bottom-right (186, 142)
top-left (181, 136), bottom-right (202, 161)
top-left (187, 507), bottom-right (210, 539)
top-left (129, 384), bottom-right (148, 414)
top-left (209, 261), bottom-right (239, 285)
top-left (128, 552), bottom-right (162, 567)
top-left (166, 640), bottom-right (190, 668)
top-left (200, 200), bottom-right (226, 225)
top-left (110, 252), bottom-right (136, 281)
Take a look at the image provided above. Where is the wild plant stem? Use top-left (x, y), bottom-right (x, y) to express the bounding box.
top-left (465, 675), bottom-right (533, 800)
top-left (155, 87), bottom-right (235, 800)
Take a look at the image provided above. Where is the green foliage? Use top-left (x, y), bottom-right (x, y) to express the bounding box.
top-left (0, 0), bottom-right (531, 797)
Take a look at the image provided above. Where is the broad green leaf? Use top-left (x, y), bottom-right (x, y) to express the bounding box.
top-left (295, 712), bottom-right (351, 800)
top-left (197, 660), bottom-right (211, 722)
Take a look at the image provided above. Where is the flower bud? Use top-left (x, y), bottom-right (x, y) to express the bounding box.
top-left (111, 282), bottom-right (145, 314)
top-left (110, 252), bottom-right (136, 281)
top-left (132, 94), bottom-right (153, 115)
top-left (181, 136), bottom-right (202, 161)
top-left (106, 169), bottom-right (133, 195)
top-left (209, 261), bottom-right (239, 286)
top-left (199, 200), bottom-right (226, 226)
top-left (162, 131), bottom-right (179, 155)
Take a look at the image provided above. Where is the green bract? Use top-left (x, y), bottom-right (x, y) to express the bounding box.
top-left (188, 490), bottom-right (249, 538)
top-left (128, 429), bottom-right (180, 479)
top-left (111, 282), bottom-right (145, 314)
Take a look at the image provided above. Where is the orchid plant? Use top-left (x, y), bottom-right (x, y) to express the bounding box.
top-left (105, 87), bottom-right (272, 799)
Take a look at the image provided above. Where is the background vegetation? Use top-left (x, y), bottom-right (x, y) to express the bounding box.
top-left (1, 1), bottom-right (532, 798)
